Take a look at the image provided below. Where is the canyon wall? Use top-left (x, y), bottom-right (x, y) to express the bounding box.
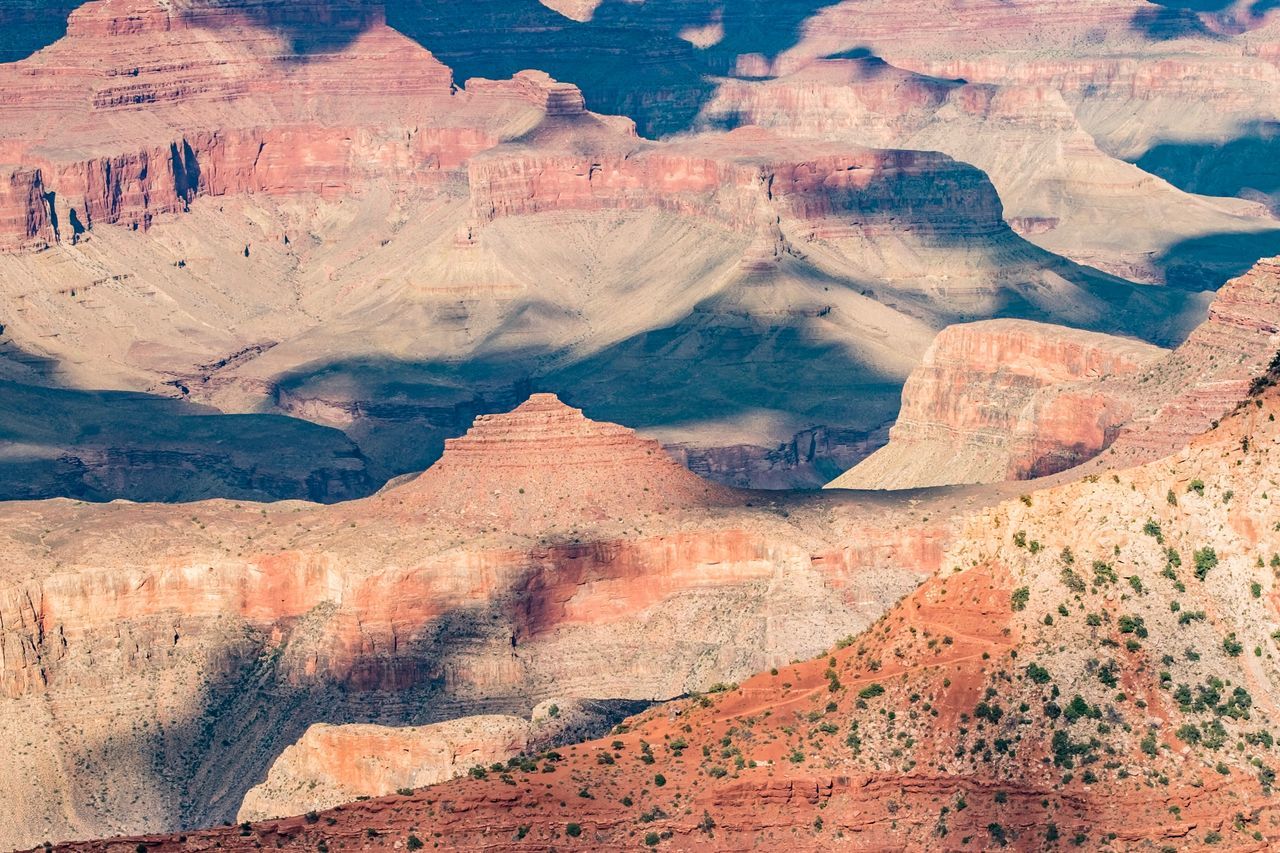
top-left (829, 319), bottom-right (1167, 489)
top-left (0, 395), bottom-right (941, 847)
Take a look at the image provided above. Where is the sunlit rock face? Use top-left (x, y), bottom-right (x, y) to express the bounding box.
top-left (830, 320), bottom-right (1168, 489)
top-left (0, 393), bottom-right (937, 846)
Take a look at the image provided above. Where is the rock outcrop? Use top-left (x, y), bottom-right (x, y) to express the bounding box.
top-left (60, 380), bottom-right (1280, 851)
top-left (833, 255), bottom-right (1280, 490)
top-left (468, 127), bottom-right (1011, 241)
top-left (1104, 256), bottom-right (1280, 463)
top-left (0, 394), bottom-right (942, 847)
top-left (0, 0), bottom-right (1193, 496)
top-left (829, 320), bottom-right (1167, 489)
top-left (237, 717), bottom-right (532, 821)
top-left (701, 56), bottom-right (1277, 284)
top-left (381, 393), bottom-right (732, 531)
top-left (0, 0), bottom-right (599, 251)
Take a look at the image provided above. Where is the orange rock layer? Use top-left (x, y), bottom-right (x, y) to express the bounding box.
top-left (829, 319), bottom-right (1167, 488)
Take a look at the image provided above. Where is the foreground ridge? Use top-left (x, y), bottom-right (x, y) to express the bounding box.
top-left (48, 369), bottom-right (1280, 850)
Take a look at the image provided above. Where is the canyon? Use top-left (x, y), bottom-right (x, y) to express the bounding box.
top-left (0, 393), bottom-right (946, 848)
top-left (1, 0), bottom-right (1276, 496)
top-left (4, 0), bottom-right (1280, 849)
top-left (45, 293), bottom-right (1280, 852)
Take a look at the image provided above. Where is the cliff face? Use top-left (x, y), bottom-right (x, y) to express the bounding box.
top-left (829, 319), bottom-right (1167, 489)
top-left (772, 0), bottom-right (1280, 155)
top-left (700, 56), bottom-right (1277, 285)
top-left (0, 0), bottom-right (1179, 496)
top-left (832, 255), bottom-right (1280, 490)
top-left (0, 394), bottom-right (944, 847)
top-left (468, 128), bottom-right (1009, 240)
top-left (1104, 256), bottom-right (1280, 463)
top-left (62, 382), bottom-right (1280, 851)
top-left (0, 0), bottom-right (595, 251)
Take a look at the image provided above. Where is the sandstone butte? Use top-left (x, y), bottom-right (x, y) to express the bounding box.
top-left (0, 391), bottom-right (963, 848)
top-left (44, 322), bottom-right (1280, 851)
top-left (832, 256), bottom-right (1280, 490)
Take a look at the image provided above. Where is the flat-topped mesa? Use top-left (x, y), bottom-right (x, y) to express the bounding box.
top-left (828, 319), bottom-right (1168, 489)
top-left (378, 394), bottom-right (734, 528)
top-left (467, 127), bottom-right (1008, 237)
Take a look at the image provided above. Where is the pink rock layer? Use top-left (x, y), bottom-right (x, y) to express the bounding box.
top-left (467, 127), bottom-right (1008, 240)
top-left (829, 319), bottom-right (1167, 488)
top-left (378, 393), bottom-right (733, 532)
top-left (0, 0), bottom-right (607, 250)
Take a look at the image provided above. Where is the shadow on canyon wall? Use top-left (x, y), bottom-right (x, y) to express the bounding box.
top-left (0, 377), bottom-right (377, 503)
top-left (1128, 0), bottom-right (1278, 39)
top-left (60, 594), bottom-right (652, 835)
top-left (1156, 228), bottom-right (1280, 289)
top-left (1135, 121), bottom-right (1280, 210)
top-left (267, 255), bottom-right (1202, 489)
top-left (3, 0), bottom-right (837, 137)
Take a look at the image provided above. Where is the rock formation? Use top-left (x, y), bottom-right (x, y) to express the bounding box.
top-left (701, 55), bottom-right (1277, 284)
top-left (236, 697), bottom-right (646, 821)
top-left (0, 0), bottom-right (1221, 495)
top-left (0, 394), bottom-right (940, 847)
top-left (833, 255), bottom-right (1280, 490)
top-left (55, 356), bottom-right (1280, 851)
top-left (380, 393), bottom-right (732, 531)
top-left (830, 320), bottom-right (1167, 489)
top-left (236, 717), bottom-right (532, 821)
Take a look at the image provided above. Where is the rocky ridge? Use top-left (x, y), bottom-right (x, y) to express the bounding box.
top-left (51, 347), bottom-right (1280, 851)
top-left (832, 255), bottom-right (1280, 490)
top-left (0, 393), bottom-right (945, 847)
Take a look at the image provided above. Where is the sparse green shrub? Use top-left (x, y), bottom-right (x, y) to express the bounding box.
top-left (1010, 587), bottom-right (1030, 611)
top-left (1026, 663), bottom-right (1051, 684)
top-left (1194, 547), bottom-right (1218, 581)
top-left (1175, 724), bottom-right (1201, 745)
top-left (858, 683), bottom-right (885, 700)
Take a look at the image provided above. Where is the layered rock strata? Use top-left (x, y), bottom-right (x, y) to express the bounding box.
top-left (0, 394), bottom-right (942, 847)
top-left (832, 255), bottom-right (1280, 489)
top-left (830, 320), bottom-right (1167, 488)
top-left (59, 379), bottom-right (1280, 851)
top-left (383, 393), bottom-right (732, 530)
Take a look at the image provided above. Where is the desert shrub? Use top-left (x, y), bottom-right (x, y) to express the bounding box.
top-left (1193, 547), bottom-right (1218, 581)
top-left (1026, 663), bottom-right (1051, 684)
top-left (858, 683), bottom-right (885, 700)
